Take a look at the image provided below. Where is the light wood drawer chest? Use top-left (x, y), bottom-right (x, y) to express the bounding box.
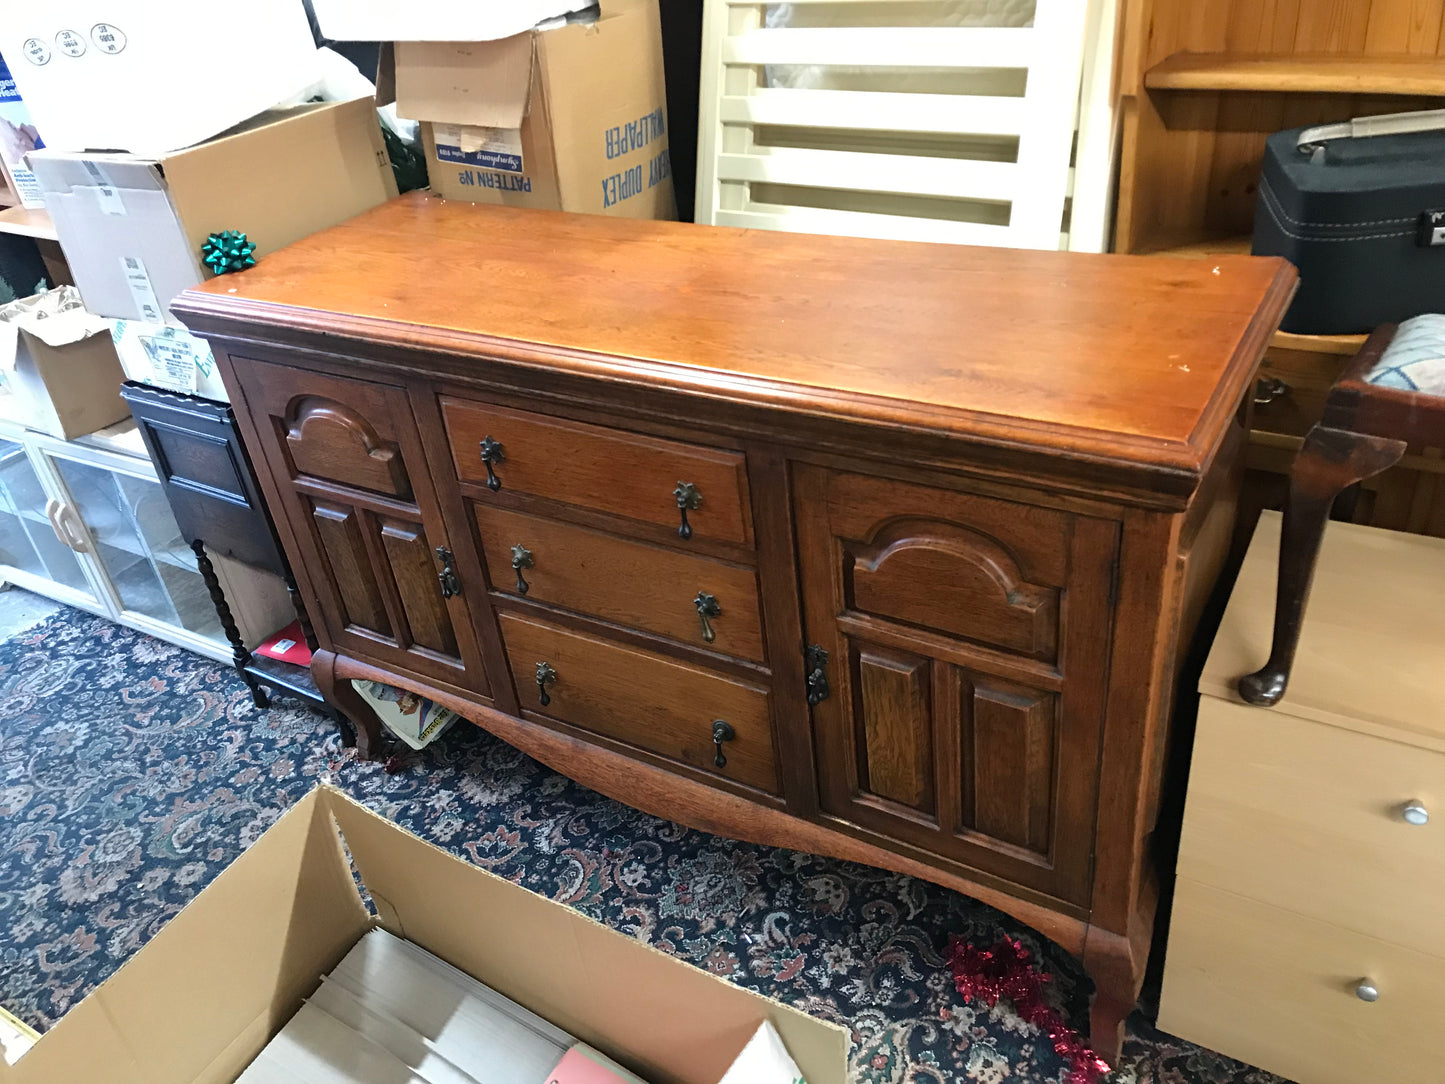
top-left (1160, 511), bottom-right (1445, 1082)
top-left (172, 192), bottom-right (1294, 1062)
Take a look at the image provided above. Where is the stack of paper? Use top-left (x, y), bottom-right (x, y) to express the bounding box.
top-left (350, 680), bottom-right (459, 752)
top-left (236, 928), bottom-right (646, 1083)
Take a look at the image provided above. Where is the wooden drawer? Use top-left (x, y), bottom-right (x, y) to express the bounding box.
top-left (1180, 698), bottom-right (1445, 954)
top-left (441, 398), bottom-right (753, 546)
top-left (475, 506), bottom-right (765, 663)
top-left (497, 611), bottom-right (778, 794)
top-left (1159, 878), bottom-right (1445, 1084)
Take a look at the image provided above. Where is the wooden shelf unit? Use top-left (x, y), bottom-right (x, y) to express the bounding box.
top-left (1116, 0), bottom-right (1445, 261)
top-left (1145, 52), bottom-right (1445, 95)
top-left (1116, 0), bottom-right (1445, 538)
top-left (0, 205), bottom-right (56, 242)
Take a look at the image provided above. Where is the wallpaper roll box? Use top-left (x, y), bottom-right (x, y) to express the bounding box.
top-left (314, 0), bottom-right (675, 218)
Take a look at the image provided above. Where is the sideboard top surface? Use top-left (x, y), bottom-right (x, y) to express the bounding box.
top-left (177, 193), bottom-right (1294, 498)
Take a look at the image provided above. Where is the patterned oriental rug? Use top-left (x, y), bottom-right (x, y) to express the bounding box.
top-left (0, 609), bottom-right (1287, 1083)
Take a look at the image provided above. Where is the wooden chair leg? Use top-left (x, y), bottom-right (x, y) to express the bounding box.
top-left (1238, 425), bottom-right (1405, 706)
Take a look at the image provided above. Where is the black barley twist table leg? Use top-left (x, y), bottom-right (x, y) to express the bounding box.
top-left (192, 538), bottom-right (269, 709)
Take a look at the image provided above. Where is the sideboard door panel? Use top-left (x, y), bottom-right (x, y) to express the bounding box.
top-left (796, 465), bottom-right (1117, 905)
top-left (853, 643), bottom-right (936, 815)
top-left (231, 358), bottom-right (490, 694)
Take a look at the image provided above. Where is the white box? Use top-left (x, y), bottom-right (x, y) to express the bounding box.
top-left (0, 1), bottom-right (320, 155)
top-left (111, 319), bottom-right (227, 402)
top-left (310, 0), bottom-right (597, 42)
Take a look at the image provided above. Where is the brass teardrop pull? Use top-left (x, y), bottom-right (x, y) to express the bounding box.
top-left (673, 481), bottom-right (700, 540)
top-left (535, 661), bottom-right (557, 706)
top-left (693, 591), bottom-right (721, 643)
top-left (711, 719), bottom-right (735, 768)
top-left (511, 544), bottom-right (534, 595)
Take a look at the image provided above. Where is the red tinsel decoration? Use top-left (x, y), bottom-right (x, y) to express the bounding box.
top-left (947, 935), bottom-right (1112, 1084)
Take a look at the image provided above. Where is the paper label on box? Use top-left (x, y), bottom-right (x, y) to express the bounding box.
top-left (83, 160), bottom-right (126, 215)
top-left (118, 256), bottom-right (164, 322)
top-left (433, 123), bottom-right (524, 174)
top-left (136, 327), bottom-right (201, 393)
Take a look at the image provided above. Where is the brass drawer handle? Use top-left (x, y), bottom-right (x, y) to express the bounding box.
top-left (511, 543), bottom-right (534, 595)
top-left (673, 481), bottom-right (701, 540)
top-left (693, 590), bottom-right (721, 643)
top-left (435, 546), bottom-right (461, 598)
top-left (1254, 376), bottom-right (1292, 405)
top-left (479, 435), bottom-right (505, 491)
top-left (712, 719), bottom-right (734, 768)
top-left (535, 661), bottom-right (557, 706)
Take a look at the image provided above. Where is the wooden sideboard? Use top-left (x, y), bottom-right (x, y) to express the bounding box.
top-left (173, 193), bottom-right (1294, 1061)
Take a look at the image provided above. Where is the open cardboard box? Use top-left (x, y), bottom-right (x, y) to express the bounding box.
top-left (386, 0), bottom-right (674, 218)
top-left (0, 787), bottom-right (847, 1084)
top-left (28, 98), bottom-right (398, 323)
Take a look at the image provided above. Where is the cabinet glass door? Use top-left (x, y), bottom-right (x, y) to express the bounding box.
top-left (49, 457), bottom-right (223, 641)
top-left (0, 437), bottom-right (94, 598)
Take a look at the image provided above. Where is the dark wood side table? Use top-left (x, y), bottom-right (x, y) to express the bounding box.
top-left (119, 381), bottom-right (354, 742)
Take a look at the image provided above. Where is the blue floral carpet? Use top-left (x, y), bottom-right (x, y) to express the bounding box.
top-left (0, 608), bottom-right (1287, 1083)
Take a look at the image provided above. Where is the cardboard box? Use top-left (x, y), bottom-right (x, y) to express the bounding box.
top-left (0, 786), bottom-right (848, 1084)
top-left (111, 318), bottom-right (227, 401)
top-left (28, 98), bottom-right (398, 323)
top-left (311, 0), bottom-right (599, 41)
top-left (0, 54), bottom-right (44, 208)
top-left (404, 1), bottom-right (675, 219)
top-left (0, 1), bottom-right (320, 155)
top-left (0, 287), bottom-right (127, 439)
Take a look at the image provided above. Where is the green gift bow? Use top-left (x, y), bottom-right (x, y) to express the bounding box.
top-left (201, 230), bottom-right (257, 275)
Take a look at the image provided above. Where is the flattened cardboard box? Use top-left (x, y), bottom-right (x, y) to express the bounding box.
top-left (0, 0), bottom-right (319, 156)
top-left (27, 98), bottom-right (398, 323)
top-left (407, 0), bottom-right (675, 219)
top-left (0, 786), bottom-right (847, 1084)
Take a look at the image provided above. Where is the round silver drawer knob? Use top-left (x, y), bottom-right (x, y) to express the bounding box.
top-left (1355, 980), bottom-right (1380, 1003)
top-left (1402, 801), bottom-right (1430, 826)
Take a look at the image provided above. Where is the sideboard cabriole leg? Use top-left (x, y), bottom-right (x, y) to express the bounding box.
top-left (312, 649), bottom-right (384, 761)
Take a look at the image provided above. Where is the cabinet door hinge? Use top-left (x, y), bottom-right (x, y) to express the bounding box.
top-left (435, 546), bottom-right (462, 598)
top-left (804, 644), bottom-right (830, 704)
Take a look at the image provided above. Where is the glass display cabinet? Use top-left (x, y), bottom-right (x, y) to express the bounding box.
top-left (0, 419), bottom-right (291, 663)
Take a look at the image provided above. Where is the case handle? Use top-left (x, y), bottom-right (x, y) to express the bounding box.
top-left (1298, 108), bottom-right (1445, 160)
